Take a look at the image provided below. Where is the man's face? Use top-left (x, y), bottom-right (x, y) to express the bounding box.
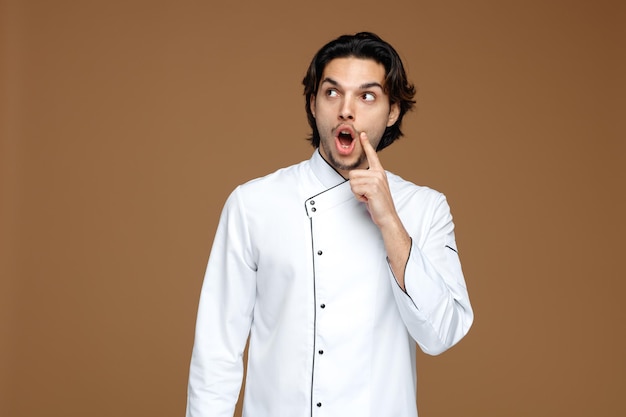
top-left (310, 57), bottom-right (399, 178)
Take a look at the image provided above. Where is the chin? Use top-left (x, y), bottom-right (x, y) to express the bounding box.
top-left (320, 140), bottom-right (364, 171)
top-left (331, 153), bottom-right (366, 172)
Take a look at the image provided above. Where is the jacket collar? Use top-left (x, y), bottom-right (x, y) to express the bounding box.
top-left (310, 149), bottom-right (348, 189)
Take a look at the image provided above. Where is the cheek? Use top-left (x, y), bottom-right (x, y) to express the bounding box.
top-left (364, 119), bottom-right (390, 141)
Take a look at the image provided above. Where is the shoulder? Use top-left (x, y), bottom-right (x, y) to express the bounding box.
top-left (224, 159), bottom-right (310, 208)
top-left (219, 160), bottom-right (311, 232)
top-left (386, 171), bottom-right (446, 206)
top-left (386, 171), bottom-right (454, 233)
top-left (241, 159), bottom-right (307, 191)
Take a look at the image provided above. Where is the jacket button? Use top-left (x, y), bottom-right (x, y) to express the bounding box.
top-left (318, 350), bottom-right (324, 355)
top-left (317, 250), bottom-right (323, 255)
top-left (311, 207), bottom-right (316, 212)
top-left (320, 304), bottom-right (325, 309)
top-left (317, 402), bottom-right (322, 407)
top-left (310, 200), bottom-right (315, 205)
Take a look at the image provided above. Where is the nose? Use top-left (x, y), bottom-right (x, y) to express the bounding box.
top-left (339, 98), bottom-right (354, 121)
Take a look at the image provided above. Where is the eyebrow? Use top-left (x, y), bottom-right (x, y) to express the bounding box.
top-left (321, 77), bottom-right (384, 91)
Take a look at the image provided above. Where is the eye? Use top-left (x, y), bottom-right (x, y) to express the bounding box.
top-left (325, 89), bottom-right (339, 98)
top-left (362, 92), bottom-right (375, 102)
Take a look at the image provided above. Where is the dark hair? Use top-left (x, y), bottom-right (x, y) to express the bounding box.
top-left (302, 32), bottom-right (416, 151)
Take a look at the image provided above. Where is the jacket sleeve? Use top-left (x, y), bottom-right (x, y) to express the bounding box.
top-left (388, 194), bottom-right (474, 356)
top-left (186, 187), bottom-right (256, 417)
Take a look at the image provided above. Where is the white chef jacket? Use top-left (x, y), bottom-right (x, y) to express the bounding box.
top-left (186, 150), bottom-right (473, 417)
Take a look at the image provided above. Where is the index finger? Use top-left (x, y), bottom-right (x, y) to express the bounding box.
top-left (359, 131), bottom-right (383, 171)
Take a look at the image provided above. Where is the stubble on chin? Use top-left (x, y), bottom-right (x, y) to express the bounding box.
top-left (321, 141), bottom-right (367, 174)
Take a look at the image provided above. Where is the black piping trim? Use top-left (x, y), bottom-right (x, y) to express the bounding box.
top-left (445, 245), bottom-right (458, 254)
top-left (305, 180), bottom-right (348, 207)
top-left (317, 148), bottom-right (351, 181)
top-left (309, 216), bottom-right (317, 417)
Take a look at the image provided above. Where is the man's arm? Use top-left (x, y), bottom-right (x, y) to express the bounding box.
top-left (348, 133), bottom-right (411, 289)
top-left (186, 188), bottom-right (256, 417)
top-left (349, 133), bottom-right (473, 355)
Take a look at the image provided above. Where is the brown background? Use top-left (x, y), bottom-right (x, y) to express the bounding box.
top-left (1, 0), bottom-right (625, 416)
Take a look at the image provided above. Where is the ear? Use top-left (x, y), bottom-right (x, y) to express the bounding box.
top-left (387, 102), bottom-right (400, 127)
top-left (310, 94), bottom-right (316, 118)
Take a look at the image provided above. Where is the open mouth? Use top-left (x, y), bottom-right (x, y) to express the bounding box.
top-left (334, 126), bottom-right (356, 154)
top-left (338, 130), bottom-right (353, 148)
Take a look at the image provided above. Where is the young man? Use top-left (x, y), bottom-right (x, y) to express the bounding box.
top-left (186, 32), bottom-right (473, 417)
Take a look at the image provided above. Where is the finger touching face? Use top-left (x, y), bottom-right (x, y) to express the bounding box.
top-left (359, 131), bottom-right (383, 170)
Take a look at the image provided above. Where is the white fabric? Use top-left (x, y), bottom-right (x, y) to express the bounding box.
top-left (186, 150), bottom-right (473, 417)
